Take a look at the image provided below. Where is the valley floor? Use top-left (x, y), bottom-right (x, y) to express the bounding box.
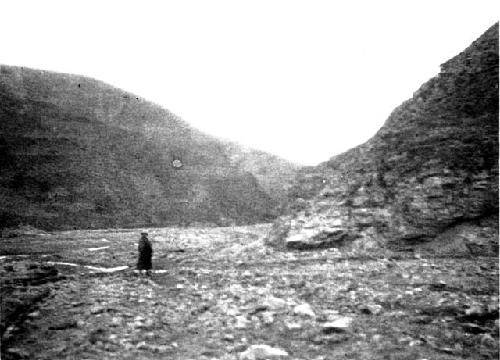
top-left (1, 225), bottom-right (498, 360)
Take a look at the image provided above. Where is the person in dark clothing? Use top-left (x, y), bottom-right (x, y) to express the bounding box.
top-left (137, 232), bottom-right (153, 274)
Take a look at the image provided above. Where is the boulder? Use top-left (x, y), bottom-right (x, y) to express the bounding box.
top-left (285, 228), bottom-right (357, 250)
top-left (321, 316), bottom-right (353, 333)
top-left (293, 303), bottom-right (316, 318)
top-left (358, 304), bottom-right (383, 315)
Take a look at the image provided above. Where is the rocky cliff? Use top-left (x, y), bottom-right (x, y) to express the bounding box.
top-left (0, 66), bottom-right (298, 230)
top-left (266, 24), bottom-right (499, 255)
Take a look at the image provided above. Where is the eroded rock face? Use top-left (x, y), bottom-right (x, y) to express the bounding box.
top-left (267, 24), bottom-right (499, 252)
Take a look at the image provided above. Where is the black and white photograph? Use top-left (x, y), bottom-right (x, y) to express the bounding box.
top-left (0, 1), bottom-right (498, 359)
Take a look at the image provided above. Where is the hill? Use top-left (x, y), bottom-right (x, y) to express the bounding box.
top-left (0, 66), bottom-right (298, 230)
top-left (266, 23), bottom-right (499, 254)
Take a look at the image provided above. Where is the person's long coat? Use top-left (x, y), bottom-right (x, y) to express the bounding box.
top-left (137, 236), bottom-right (153, 270)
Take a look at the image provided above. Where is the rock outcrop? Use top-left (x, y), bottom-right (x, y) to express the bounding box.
top-left (266, 24), bottom-right (499, 253)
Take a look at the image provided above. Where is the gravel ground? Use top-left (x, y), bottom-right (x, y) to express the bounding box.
top-left (1, 225), bottom-right (498, 359)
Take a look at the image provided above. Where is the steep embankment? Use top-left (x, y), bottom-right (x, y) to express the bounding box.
top-left (267, 24), bottom-right (499, 254)
top-left (0, 66), bottom-right (297, 230)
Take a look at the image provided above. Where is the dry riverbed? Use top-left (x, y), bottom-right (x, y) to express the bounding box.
top-left (1, 225), bottom-right (498, 359)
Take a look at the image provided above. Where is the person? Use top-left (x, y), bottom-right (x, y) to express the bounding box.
top-left (137, 232), bottom-right (153, 275)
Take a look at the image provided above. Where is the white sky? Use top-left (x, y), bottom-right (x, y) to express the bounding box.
top-left (1, 1), bottom-right (498, 165)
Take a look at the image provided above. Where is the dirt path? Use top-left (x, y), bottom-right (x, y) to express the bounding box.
top-left (1, 225), bottom-right (498, 359)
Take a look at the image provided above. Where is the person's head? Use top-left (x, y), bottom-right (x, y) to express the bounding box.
top-left (141, 232), bottom-right (148, 238)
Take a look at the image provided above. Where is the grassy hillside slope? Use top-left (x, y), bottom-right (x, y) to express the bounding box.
top-left (0, 66), bottom-right (297, 230)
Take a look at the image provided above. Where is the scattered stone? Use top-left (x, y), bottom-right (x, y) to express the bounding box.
top-left (429, 281), bottom-right (447, 291)
top-left (90, 305), bottom-right (106, 314)
top-left (191, 304), bottom-right (210, 316)
top-left (321, 316), bottom-right (353, 333)
top-left (227, 308), bottom-right (241, 316)
top-left (2, 325), bottom-right (18, 339)
top-left (27, 311), bottom-right (40, 318)
top-left (235, 315), bottom-right (251, 329)
top-left (136, 318), bottom-right (155, 329)
top-left (461, 322), bottom-right (486, 334)
top-left (261, 311), bottom-right (274, 325)
top-left (439, 347), bottom-right (456, 354)
top-left (398, 335), bottom-right (413, 344)
top-left (251, 305), bottom-right (268, 314)
top-left (480, 333), bottom-right (496, 347)
top-left (239, 344), bottom-right (289, 360)
top-left (142, 343), bottom-right (170, 353)
top-left (123, 342), bottom-right (135, 351)
top-left (261, 296), bottom-right (287, 311)
top-left (232, 344), bottom-right (249, 353)
top-left (76, 320), bottom-right (86, 328)
top-left (487, 301), bottom-right (498, 314)
top-left (285, 321), bottom-right (302, 330)
top-left (110, 316), bottom-right (122, 327)
top-left (285, 229), bottom-right (354, 250)
top-left (87, 246), bottom-right (110, 252)
top-left (48, 320), bottom-right (77, 330)
top-left (346, 282), bottom-right (358, 291)
top-left (290, 280), bottom-right (307, 289)
top-left (311, 333), bottom-right (350, 345)
top-left (88, 328), bottom-right (106, 344)
top-left (409, 339), bottom-right (423, 347)
top-left (317, 309), bottom-right (340, 322)
top-left (294, 303), bottom-right (316, 318)
top-left (358, 304), bottom-right (383, 315)
top-left (465, 305), bottom-right (484, 316)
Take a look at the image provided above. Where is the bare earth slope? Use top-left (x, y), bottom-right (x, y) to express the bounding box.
top-left (0, 66), bottom-right (298, 230)
top-left (266, 24), bottom-right (499, 253)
